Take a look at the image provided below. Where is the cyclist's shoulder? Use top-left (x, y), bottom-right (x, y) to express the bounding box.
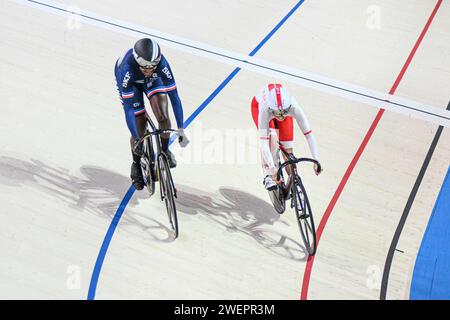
top-left (154, 55), bottom-right (176, 82)
top-left (117, 49), bottom-right (139, 73)
top-left (256, 89), bottom-right (273, 113)
top-left (117, 58), bottom-right (144, 87)
top-left (289, 96), bottom-right (303, 112)
top-left (255, 86), bottom-right (268, 103)
top-left (159, 54), bottom-right (168, 64)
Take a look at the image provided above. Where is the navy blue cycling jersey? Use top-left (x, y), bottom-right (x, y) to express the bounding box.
top-left (115, 48), bottom-right (184, 139)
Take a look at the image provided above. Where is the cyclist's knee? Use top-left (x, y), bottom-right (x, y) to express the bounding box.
top-left (150, 93), bottom-right (168, 110)
top-left (158, 112), bottom-right (171, 129)
top-left (161, 116), bottom-right (171, 125)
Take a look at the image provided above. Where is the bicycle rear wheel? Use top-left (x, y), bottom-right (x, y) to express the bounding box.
top-left (158, 154), bottom-right (178, 238)
top-left (291, 177), bottom-right (316, 255)
top-left (141, 135), bottom-right (155, 196)
top-left (269, 168), bottom-right (286, 214)
top-left (269, 188), bottom-right (285, 214)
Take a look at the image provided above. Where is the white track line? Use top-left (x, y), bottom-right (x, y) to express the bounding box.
top-left (12, 0), bottom-right (450, 128)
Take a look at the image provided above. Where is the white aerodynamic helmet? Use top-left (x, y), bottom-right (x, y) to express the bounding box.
top-left (267, 84), bottom-right (292, 118)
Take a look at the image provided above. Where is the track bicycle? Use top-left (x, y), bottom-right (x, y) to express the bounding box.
top-left (268, 142), bottom-right (321, 255)
top-left (136, 113), bottom-right (179, 238)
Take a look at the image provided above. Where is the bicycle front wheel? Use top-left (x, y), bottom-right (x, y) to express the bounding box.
top-left (158, 154), bottom-right (178, 238)
top-left (292, 177), bottom-right (316, 256)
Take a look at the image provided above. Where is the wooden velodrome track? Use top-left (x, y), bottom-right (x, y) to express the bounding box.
top-left (1, 0), bottom-right (449, 299)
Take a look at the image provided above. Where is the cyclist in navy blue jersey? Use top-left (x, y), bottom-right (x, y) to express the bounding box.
top-left (115, 38), bottom-right (189, 190)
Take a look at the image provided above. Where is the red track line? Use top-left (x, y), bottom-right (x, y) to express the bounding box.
top-left (300, 0), bottom-right (443, 300)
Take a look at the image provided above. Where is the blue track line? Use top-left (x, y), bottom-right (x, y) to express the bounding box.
top-left (87, 185), bottom-right (135, 300)
top-left (88, 0), bottom-right (306, 299)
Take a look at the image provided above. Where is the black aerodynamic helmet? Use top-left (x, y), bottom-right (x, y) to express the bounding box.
top-left (133, 38), bottom-right (161, 68)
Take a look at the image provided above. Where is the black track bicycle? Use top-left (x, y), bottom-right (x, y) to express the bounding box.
top-left (268, 142), bottom-right (321, 256)
top-left (137, 113), bottom-right (179, 238)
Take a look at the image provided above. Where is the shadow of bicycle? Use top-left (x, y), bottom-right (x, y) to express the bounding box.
top-left (0, 155), bottom-right (308, 260)
top-left (176, 185), bottom-right (308, 261)
top-left (0, 155), bottom-right (175, 243)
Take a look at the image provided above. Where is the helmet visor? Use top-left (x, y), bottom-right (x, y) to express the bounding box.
top-left (135, 54), bottom-right (161, 69)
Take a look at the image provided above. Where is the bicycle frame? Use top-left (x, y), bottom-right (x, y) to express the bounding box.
top-left (141, 113), bottom-right (178, 198)
top-left (276, 143), bottom-right (320, 195)
top-left (274, 143), bottom-right (320, 255)
top-left (144, 113), bottom-right (162, 156)
top-left (137, 113), bottom-right (180, 237)
top-left (141, 114), bottom-right (176, 161)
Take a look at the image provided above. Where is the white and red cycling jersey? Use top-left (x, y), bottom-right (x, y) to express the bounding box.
top-left (251, 84), bottom-right (319, 172)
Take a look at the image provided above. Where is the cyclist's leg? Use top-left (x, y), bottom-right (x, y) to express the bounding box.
top-left (114, 68), bottom-right (147, 155)
top-left (268, 120), bottom-right (281, 179)
top-left (278, 116), bottom-right (294, 188)
top-left (148, 93), bottom-right (170, 136)
top-left (146, 79), bottom-right (171, 139)
top-left (269, 120), bottom-right (280, 165)
top-left (126, 88), bottom-right (146, 189)
top-left (148, 94), bottom-right (170, 144)
top-left (115, 67), bottom-right (147, 189)
top-left (129, 113), bottom-right (147, 158)
top-left (252, 97), bottom-right (278, 189)
top-left (127, 88), bottom-right (146, 159)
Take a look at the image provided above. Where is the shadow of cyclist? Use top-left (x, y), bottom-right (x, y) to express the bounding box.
top-left (0, 155), bottom-right (174, 243)
top-left (0, 155), bottom-right (308, 256)
top-left (176, 184), bottom-right (308, 261)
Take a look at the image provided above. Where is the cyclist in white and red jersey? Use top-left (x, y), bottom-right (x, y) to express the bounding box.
top-left (251, 84), bottom-right (323, 190)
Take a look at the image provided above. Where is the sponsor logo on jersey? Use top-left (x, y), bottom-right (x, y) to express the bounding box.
top-left (122, 72), bottom-right (131, 88)
top-left (162, 67), bottom-right (172, 80)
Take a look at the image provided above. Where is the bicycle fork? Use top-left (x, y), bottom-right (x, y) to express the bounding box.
top-left (291, 177), bottom-right (307, 218)
top-left (157, 155), bottom-right (166, 202)
top-left (157, 153), bottom-right (178, 202)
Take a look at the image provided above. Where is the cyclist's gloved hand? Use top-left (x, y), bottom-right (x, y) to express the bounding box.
top-left (177, 128), bottom-right (190, 148)
top-left (133, 138), bottom-right (144, 157)
top-left (314, 162), bottom-right (323, 176)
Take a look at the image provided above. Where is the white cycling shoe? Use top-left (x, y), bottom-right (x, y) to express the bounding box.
top-left (264, 175), bottom-right (277, 191)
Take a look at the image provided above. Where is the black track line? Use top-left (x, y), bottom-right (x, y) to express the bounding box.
top-left (380, 100), bottom-right (450, 300)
